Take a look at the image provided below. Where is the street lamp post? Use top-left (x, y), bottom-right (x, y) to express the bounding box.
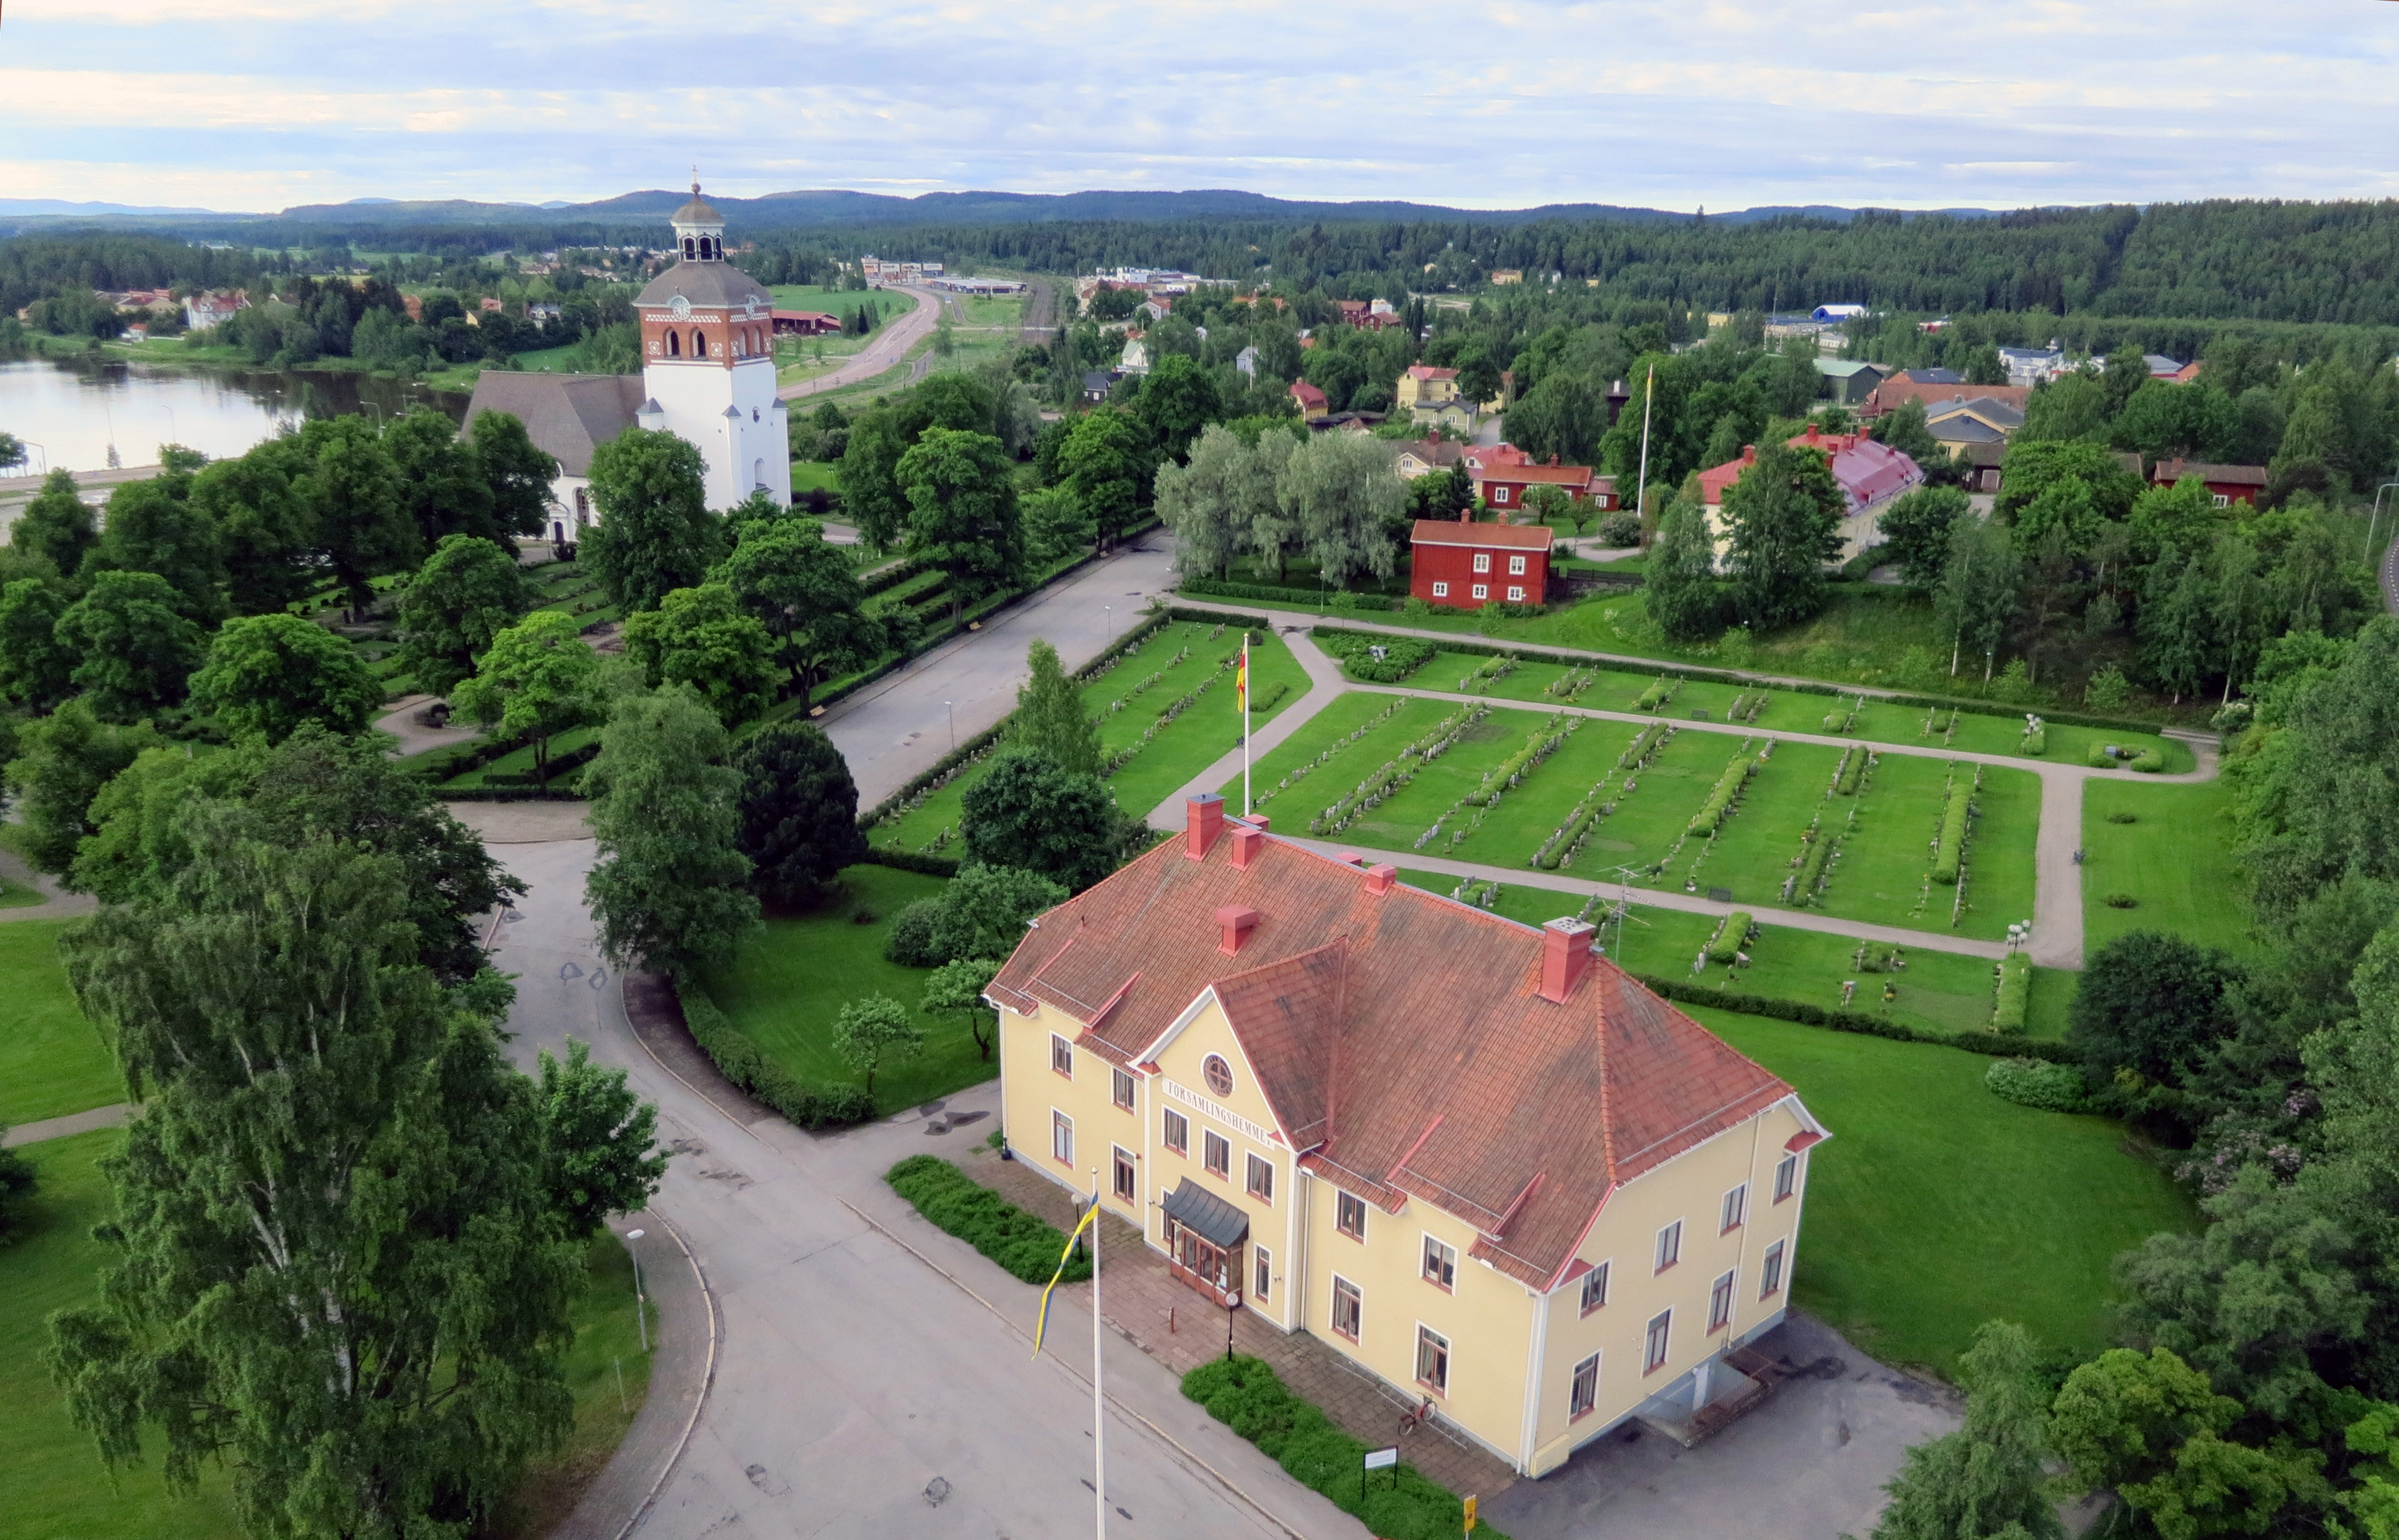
top-left (625, 1228), bottom-right (648, 1353)
top-left (944, 700), bottom-right (955, 751)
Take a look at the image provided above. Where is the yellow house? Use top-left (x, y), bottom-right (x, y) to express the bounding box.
top-left (989, 796), bottom-right (1830, 1478)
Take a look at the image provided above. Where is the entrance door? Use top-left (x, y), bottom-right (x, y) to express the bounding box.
top-left (1165, 1219), bottom-right (1241, 1304)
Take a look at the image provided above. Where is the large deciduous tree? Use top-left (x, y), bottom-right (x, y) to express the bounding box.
top-left (1935, 515), bottom-right (2023, 680)
top-left (924, 862), bottom-right (1069, 966)
top-left (730, 721), bottom-right (867, 909)
top-left (1156, 423), bottom-right (1252, 579)
top-left (470, 409), bottom-right (561, 538)
top-left (86, 476), bottom-right (226, 624)
top-left (386, 404), bottom-right (499, 548)
top-left (713, 519), bottom-right (881, 709)
top-left (585, 684), bottom-right (759, 979)
top-left (1869, 1321), bottom-right (2064, 1540)
top-left (10, 468), bottom-right (97, 575)
top-left (898, 427), bottom-right (1025, 619)
top-left (1641, 494), bottom-right (1728, 641)
top-left (0, 699), bottom-right (159, 875)
top-left (188, 440), bottom-right (319, 616)
top-left (1720, 441), bottom-right (1845, 631)
top-left (298, 415), bottom-right (419, 607)
top-left (584, 428), bottom-right (722, 613)
top-left (621, 582), bottom-right (779, 726)
top-left (448, 608), bottom-right (602, 785)
top-left (188, 612), bottom-right (385, 742)
top-left (54, 569), bottom-right (206, 720)
top-left (1133, 354), bottom-right (1223, 462)
top-left (960, 747), bottom-right (1122, 892)
top-left (0, 577), bottom-right (75, 708)
top-left (1877, 485), bottom-right (1970, 590)
top-left (1059, 408), bottom-right (1151, 550)
top-left (1278, 430), bottom-right (1402, 591)
top-left (395, 534), bottom-right (532, 699)
top-left (532, 1040), bottom-right (668, 1240)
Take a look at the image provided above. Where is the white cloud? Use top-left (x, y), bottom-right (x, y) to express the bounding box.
top-left (2, 0), bottom-right (2396, 212)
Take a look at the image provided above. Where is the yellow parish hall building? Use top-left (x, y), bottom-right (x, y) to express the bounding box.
top-left (988, 793), bottom-right (1830, 1478)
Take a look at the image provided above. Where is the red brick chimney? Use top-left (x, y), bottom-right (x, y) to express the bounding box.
top-left (1230, 824), bottom-right (1265, 870)
top-left (1187, 793), bottom-right (1225, 860)
top-left (1741, 444), bottom-right (1756, 465)
top-left (1362, 863), bottom-right (1397, 895)
top-left (1537, 918), bottom-right (1598, 1003)
top-left (1216, 904), bottom-right (1261, 955)
top-left (1804, 422), bottom-right (1821, 446)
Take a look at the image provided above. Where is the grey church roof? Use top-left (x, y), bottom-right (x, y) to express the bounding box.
top-left (461, 372), bottom-right (644, 477)
top-left (672, 182), bottom-right (723, 226)
top-left (636, 261), bottom-right (773, 311)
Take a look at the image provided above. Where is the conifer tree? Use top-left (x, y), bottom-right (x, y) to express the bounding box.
top-left (1013, 637), bottom-right (1102, 776)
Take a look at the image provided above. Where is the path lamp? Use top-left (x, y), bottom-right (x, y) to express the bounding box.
top-left (626, 1228), bottom-right (648, 1353)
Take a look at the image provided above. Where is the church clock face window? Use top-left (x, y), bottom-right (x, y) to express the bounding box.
top-left (1203, 1055), bottom-right (1234, 1098)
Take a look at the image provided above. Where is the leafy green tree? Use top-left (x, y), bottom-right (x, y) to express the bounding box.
top-left (922, 957), bottom-right (1003, 1062)
top-left (386, 404), bottom-right (498, 547)
top-left (730, 722), bottom-right (866, 909)
top-left (49, 831), bottom-right (581, 1539)
top-left (188, 612), bottom-right (384, 742)
top-left (926, 862), bottom-right (1069, 965)
top-left (1720, 441), bottom-right (1844, 631)
top-left (1878, 485), bottom-right (1969, 589)
top-left (1870, 1320), bottom-right (2064, 1540)
top-left (898, 427), bottom-right (1025, 619)
top-left (471, 409), bottom-right (560, 538)
top-left (188, 441), bottom-right (318, 615)
top-left (2139, 547), bottom-right (2217, 703)
top-left (1015, 637), bottom-right (1102, 776)
top-left (395, 534), bottom-right (532, 699)
top-left (1, 699), bottom-right (158, 875)
top-left (1157, 424), bottom-right (1252, 579)
top-left (0, 1132), bottom-right (34, 1243)
top-left (9, 468), bottom-right (97, 574)
top-left (297, 415), bottom-right (418, 607)
top-left (532, 1040), bottom-right (667, 1240)
top-left (584, 684), bottom-right (759, 979)
top-left (713, 519), bottom-right (882, 708)
top-left (1020, 485), bottom-right (1097, 566)
top-left (1936, 516), bottom-right (2022, 680)
top-left (2116, 381), bottom-right (2235, 463)
top-left (1505, 373), bottom-right (1605, 467)
top-left (1133, 354), bottom-right (1223, 461)
top-left (621, 583), bottom-right (778, 726)
top-left (1869, 398), bottom-right (1945, 466)
top-left (960, 747), bottom-right (1122, 892)
top-left (54, 570), bottom-right (206, 720)
top-left (2102, 346), bottom-right (2153, 418)
top-left (831, 995), bottom-right (924, 1099)
top-left (0, 578), bottom-right (74, 708)
top-left (1280, 430), bottom-right (1402, 591)
top-left (449, 609), bottom-right (602, 785)
top-left (836, 409), bottom-right (914, 550)
top-left (2069, 928), bottom-right (2246, 1096)
top-left (2235, 618), bottom-right (2399, 929)
top-left (1060, 408), bottom-right (1151, 550)
top-left (2272, 385), bottom-right (2350, 495)
top-left (1642, 494), bottom-right (1727, 641)
top-left (86, 477), bottom-right (225, 624)
top-left (2128, 477), bottom-right (2222, 566)
top-left (2018, 370), bottom-right (2112, 444)
top-left (585, 428), bottom-right (722, 612)
top-left (2052, 1346), bottom-right (2244, 1500)
top-left (1997, 439), bottom-right (2144, 526)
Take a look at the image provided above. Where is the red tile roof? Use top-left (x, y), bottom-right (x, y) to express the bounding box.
top-left (1290, 381), bottom-right (1329, 413)
top-left (989, 821), bottom-right (1802, 1289)
top-left (1410, 519), bottom-right (1556, 550)
top-left (1859, 379), bottom-right (2029, 419)
top-left (1698, 427), bottom-right (1922, 516)
top-left (1405, 364), bottom-right (1459, 382)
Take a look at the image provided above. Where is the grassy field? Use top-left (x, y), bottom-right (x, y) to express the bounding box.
top-left (698, 863), bottom-right (991, 1115)
top-left (0, 877), bottom-right (44, 909)
top-left (1, 1131), bottom-right (656, 1540)
top-left (2082, 778), bottom-right (2251, 957)
top-left (0, 921), bottom-right (121, 1127)
top-left (791, 462), bottom-right (842, 495)
top-left (869, 621), bottom-right (1311, 855)
top-left (1691, 1007), bottom-right (2195, 1371)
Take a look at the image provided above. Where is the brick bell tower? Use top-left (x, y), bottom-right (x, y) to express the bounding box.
top-left (631, 177), bottom-right (791, 511)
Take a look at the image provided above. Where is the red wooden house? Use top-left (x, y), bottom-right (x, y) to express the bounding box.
top-left (2151, 458), bottom-right (2268, 507)
top-left (1410, 519), bottom-right (1552, 609)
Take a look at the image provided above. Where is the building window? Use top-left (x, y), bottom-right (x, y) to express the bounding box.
top-left (2212, 493), bottom-right (2231, 509)
top-left (1721, 1183), bottom-right (1747, 1234)
top-left (1203, 1131), bottom-right (1230, 1178)
top-left (666, 330), bottom-right (680, 358)
top-left (1431, 581), bottom-right (1450, 598)
top-left (1709, 1269), bottom-right (1737, 1333)
top-left (1774, 1154), bottom-right (1797, 1203)
top-left (1508, 555), bottom-right (1528, 575)
top-left (1246, 1152), bottom-right (1275, 1204)
top-left (1471, 584), bottom-right (1489, 601)
top-left (1761, 1240), bottom-right (1787, 1299)
top-left (1163, 1108), bottom-right (1189, 1155)
top-left (1112, 1068), bottom-right (1136, 1111)
top-left (1506, 586), bottom-right (1525, 602)
top-left (1655, 1219), bottom-right (1682, 1273)
top-left (1416, 1325), bottom-right (1451, 1395)
top-left (1569, 1352), bottom-right (1600, 1419)
top-left (1492, 487), bottom-right (1511, 505)
top-left (1336, 1191), bottom-right (1368, 1241)
top-left (1052, 1111), bottom-right (1073, 1167)
top-left (691, 329), bottom-right (706, 357)
top-left (1254, 1245), bottom-right (1272, 1304)
top-left (1332, 1277), bottom-right (1363, 1341)
top-left (1644, 1309), bottom-right (1672, 1374)
top-left (682, 236), bottom-right (696, 259)
top-left (1203, 1054), bottom-right (1234, 1097)
top-left (1051, 1034), bottom-right (1073, 1077)
top-left (1421, 1235), bottom-right (1456, 1290)
top-left (1472, 552), bottom-right (1492, 573)
top-left (1113, 1146), bottom-right (1136, 1202)
top-left (1579, 1260), bottom-right (1610, 1315)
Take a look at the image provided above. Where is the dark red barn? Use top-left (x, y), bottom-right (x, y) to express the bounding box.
top-left (1410, 519), bottom-right (1552, 610)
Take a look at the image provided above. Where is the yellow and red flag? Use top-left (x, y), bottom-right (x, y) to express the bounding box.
top-left (1236, 639), bottom-right (1248, 709)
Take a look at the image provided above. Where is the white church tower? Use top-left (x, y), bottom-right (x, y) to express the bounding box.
top-left (631, 181), bottom-right (791, 511)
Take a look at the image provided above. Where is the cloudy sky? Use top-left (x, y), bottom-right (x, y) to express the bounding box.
top-left (5, 0), bottom-right (2398, 215)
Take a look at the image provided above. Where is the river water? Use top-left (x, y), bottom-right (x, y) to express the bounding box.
top-left (0, 355), bottom-right (468, 475)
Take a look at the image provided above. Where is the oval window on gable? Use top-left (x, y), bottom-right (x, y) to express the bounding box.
top-left (1202, 1054), bottom-right (1233, 1098)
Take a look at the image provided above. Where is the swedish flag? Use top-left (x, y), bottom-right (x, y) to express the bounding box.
top-left (1031, 1194), bottom-right (1102, 1359)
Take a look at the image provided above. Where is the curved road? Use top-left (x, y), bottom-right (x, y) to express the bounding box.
top-left (777, 285), bottom-right (943, 403)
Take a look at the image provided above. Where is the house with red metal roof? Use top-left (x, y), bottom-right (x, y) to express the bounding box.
top-left (990, 798), bottom-right (1828, 1474)
top-left (1289, 380), bottom-right (1330, 420)
top-left (1697, 424), bottom-right (1924, 566)
top-left (1410, 518), bottom-right (1553, 608)
top-left (2151, 458), bottom-right (2268, 507)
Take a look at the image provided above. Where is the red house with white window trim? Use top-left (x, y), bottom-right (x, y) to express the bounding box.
top-left (1410, 519), bottom-right (1553, 609)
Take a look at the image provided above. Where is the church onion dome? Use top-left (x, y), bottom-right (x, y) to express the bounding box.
top-left (634, 261), bottom-right (773, 312)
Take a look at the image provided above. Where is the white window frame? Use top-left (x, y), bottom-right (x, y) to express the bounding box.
top-left (1471, 583), bottom-right (1489, 601)
top-left (1491, 486), bottom-right (1511, 505)
top-left (2212, 492), bottom-right (2231, 509)
top-left (1709, 1268), bottom-right (1737, 1333)
top-left (1655, 1219), bottom-right (1682, 1274)
top-left (1245, 1152), bottom-right (1275, 1205)
top-left (1336, 1191), bottom-right (1368, 1241)
top-left (1112, 1145), bottom-right (1136, 1202)
top-left (1569, 1351), bottom-right (1601, 1419)
top-left (1761, 1239), bottom-right (1787, 1299)
top-left (1164, 1108), bottom-right (1189, 1155)
top-left (1415, 1324), bottom-right (1451, 1395)
top-left (1472, 552), bottom-right (1492, 572)
top-left (1331, 1276), bottom-right (1363, 1342)
top-left (1051, 1034), bottom-right (1073, 1077)
top-left (1773, 1154), bottom-right (1797, 1203)
top-left (1052, 1110), bottom-right (1074, 1166)
top-left (1431, 580), bottom-right (1450, 598)
top-left (1644, 1308), bottom-right (1672, 1375)
top-left (1578, 1259), bottom-right (1610, 1315)
top-left (1112, 1067), bottom-right (1136, 1110)
top-left (1721, 1183), bottom-right (1747, 1234)
top-left (1203, 1130), bottom-right (1230, 1178)
top-left (1508, 554), bottom-right (1527, 575)
top-left (1506, 585), bottom-right (1525, 602)
top-left (1254, 1243), bottom-right (1272, 1304)
top-left (1421, 1234), bottom-right (1456, 1291)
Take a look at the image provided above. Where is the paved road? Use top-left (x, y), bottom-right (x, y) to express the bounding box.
top-left (776, 286), bottom-right (943, 403)
top-left (2382, 520), bottom-right (2399, 612)
top-left (487, 838), bottom-right (1367, 1540)
top-left (821, 536), bottom-right (1180, 807)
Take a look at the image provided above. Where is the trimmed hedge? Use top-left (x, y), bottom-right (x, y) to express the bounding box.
top-left (1181, 576), bottom-right (1401, 610)
top-left (858, 556), bottom-right (926, 597)
top-left (885, 1154), bottom-right (1092, 1284)
top-left (1985, 1056), bottom-right (2092, 1112)
top-left (1319, 633), bottom-right (1438, 683)
top-left (1182, 1354), bottom-right (1503, 1540)
top-left (1992, 952), bottom-right (2032, 1033)
top-left (1931, 777), bottom-right (1973, 885)
top-left (674, 980), bottom-right (878, 1130)
top-left (1633, 971), bottom-right (2079, 1062)
top-left (1708, 911), bottom-right (1753, 966)
top-left (1687, 750), bottom-right (1754, 836)
top-left (859, 847), bottom-right (963, 879)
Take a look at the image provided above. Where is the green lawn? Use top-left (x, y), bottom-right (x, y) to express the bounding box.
top-left (1688, 1008), bottom-right (2195, 1371)
top-left (697, 863), bottom-right (989, 1115)
top-left (0, 921), bottom-right (122, 1126)
top-left (2, 1131), bottom-right (657, 1540)
top-left (870, 622), bottom-right (1310, 854)
top-left (791, 461), bottom-right (842, 495)
top-left (0, 877), bottom-right (44, 909)
top-left (2082, 778), bottom-right (2252, 957)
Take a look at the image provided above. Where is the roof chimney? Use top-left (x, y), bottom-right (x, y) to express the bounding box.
top-left (1230, 823), bottom-right (1265, 870)
top-left (1741, 444), bottom-right (1756, 465)
top-left (1216, 904), bottom-right (1261, 955)
top-left (1186, 793), bottom-right (1225, 860)
top-left (1805, 422), bottom-right (1821, 444)
top-left (1362, 863), bottom-right (1397, 896)
top-left (1537, 918), bottom-right (1598, 1004)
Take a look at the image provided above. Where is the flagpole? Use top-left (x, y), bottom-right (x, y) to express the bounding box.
top-left (1633, 362), bottom-right (1656, 545)
top-left (1241, 635), bottom-right (1253, 819)
top-left (1091, 1173), bottom-right (1106, 1540)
